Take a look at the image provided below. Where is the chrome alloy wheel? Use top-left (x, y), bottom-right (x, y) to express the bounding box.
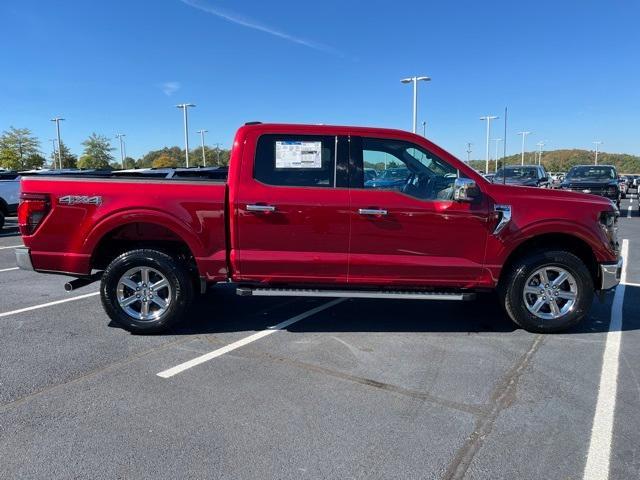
top-left (522, 266), bottom-right (578, 320)
top-left (116, 267), bottom-right (172, 321)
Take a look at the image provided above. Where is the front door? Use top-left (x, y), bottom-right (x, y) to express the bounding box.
top-left (234, 131), bottom-right (350, 284)
top-left (348, 136), bottom-right (491, 287)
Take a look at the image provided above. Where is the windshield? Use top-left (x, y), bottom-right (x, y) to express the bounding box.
top-left (566, 166), bottom-right (615, 180)
top-left (495, 167), bottom-right (537, 179)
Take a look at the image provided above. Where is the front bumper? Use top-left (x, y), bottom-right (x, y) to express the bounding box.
top-left (15, 247), bottom-right (34, 271)
top-left (599, 258), bottom-right (622, 290)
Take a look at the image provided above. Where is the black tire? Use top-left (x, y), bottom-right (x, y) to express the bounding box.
top-left (499, 250), bottom-right (594, 333)
top-left (0, 212), bottom-right (4, 230)
top-left (100, 249), bottom-right (193, 334)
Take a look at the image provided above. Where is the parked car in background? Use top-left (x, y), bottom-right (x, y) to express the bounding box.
top-left (364, 167), bottom-right (409, 189)
top-left (492, 165), bottom-right (550, 187)
top-left (483, 173), bottom-right (495, 182)
top-left (618, 177), bottom-right (628, 198)
top-left (560, 165), bottom-right (620, 208)
top-left (550, 173), bottom-right (565, 188)
top-left (0, 171), bottom-right (20, 229)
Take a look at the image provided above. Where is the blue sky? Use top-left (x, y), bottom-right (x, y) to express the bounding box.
top-left (0, 0), bottom-right (638, 161)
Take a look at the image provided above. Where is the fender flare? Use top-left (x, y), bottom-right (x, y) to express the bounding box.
top-left (82, 208), bottom-right (205, 259)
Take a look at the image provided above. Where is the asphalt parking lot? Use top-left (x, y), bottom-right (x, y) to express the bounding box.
top-left (0, 195), bottom-right (639, 480)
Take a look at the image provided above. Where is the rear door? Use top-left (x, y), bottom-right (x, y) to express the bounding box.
top-left (347, 136), bottom-right (491, 287)
top-left (233, 130), bottom-right (350, 284)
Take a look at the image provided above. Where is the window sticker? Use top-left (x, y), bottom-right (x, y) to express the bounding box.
top-left (275, 141), bottom-right (322, 169)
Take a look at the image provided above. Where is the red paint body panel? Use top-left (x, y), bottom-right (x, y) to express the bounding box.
top-left (20, 123), bottom-right (618, 290)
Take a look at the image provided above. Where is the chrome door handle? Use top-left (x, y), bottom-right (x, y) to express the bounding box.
top-left (247, 204), bottom-right (276, 212)
top-left (358, 208), bottom-right (387, 216)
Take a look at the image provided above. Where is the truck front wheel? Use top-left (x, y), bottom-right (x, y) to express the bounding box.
top-left (500, 250), bottom-right (594, 333)
top-left (100, 249), bottom-right (193, 334)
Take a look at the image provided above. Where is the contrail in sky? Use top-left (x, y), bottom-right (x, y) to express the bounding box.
top-left (179, 0), bottom-right (343, 56)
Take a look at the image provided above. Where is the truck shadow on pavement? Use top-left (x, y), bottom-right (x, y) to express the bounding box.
top-left (125, 284), bottom-right (637, 336)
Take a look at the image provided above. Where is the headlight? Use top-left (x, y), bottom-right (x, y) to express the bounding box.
top-left (599, 210), bottom-right (619, 252)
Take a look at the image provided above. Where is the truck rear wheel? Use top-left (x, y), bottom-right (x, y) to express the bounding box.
top-left (100, 249), bottom-right (193, 334)
top-left (500, 250), bottom-right (594, 333)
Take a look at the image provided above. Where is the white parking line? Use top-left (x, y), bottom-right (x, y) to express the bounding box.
top-left (0, 244), bottom-right (22, 250)
top-left (628, 205), bottom-right (633, 218)
top-left (583, 238), bottom-right (629, 480)
top-left (0, 267), bottom-right (19, 273)
top-left (0, 292), bottom-right (100, 318)
top-left (157, 298), bottom-right (346, 379)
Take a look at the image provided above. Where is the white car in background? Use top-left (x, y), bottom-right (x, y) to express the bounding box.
top-left (0, 172), bottom-right (20, 230)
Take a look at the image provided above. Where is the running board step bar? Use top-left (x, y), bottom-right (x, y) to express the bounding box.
top-left (236, 287), bottom-right (475, 301)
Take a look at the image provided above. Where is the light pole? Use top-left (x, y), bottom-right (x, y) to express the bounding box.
top-left (536, 141), bottom-right (545, 165)
top-left (214, 143), bottom-right (221, 165)
top-left (115, 133), bottom-right (126, 169)
top-left (466, 142), bottom-right (473, 163)
top-left (517, 131), bottom-right (532, 165)
top-left (176, 103), bottom-right (196, 167)
top-left (49, 139), bottom-right (58, 169)
top-left (593, 141), bottom-right (602, 165)
top-left (493, 138), bottom-right (503, 172)
top-left (480, 116), bottom-right (499, 174)
top-left (197, 129), bottom-right (208, 166)
top-left (50, 117), bottom-right (65, 169)
top-left (401, 76), bottom-right (431, 133)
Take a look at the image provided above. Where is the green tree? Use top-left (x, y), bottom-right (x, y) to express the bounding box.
top-left (50, 141), bottom-right (78, 169)
top-left (0, 148), bottom-right (21, 170)
top-left (152, 154), bottom-right (179, 168)
top-left (78, 133), bottom-right (114, 169)
top-left (123, 156), bottom-right (137, 169)
top-left (0, 127), bottom-right (41, 170)
top-left (24, 153), bottom-right (46, 169)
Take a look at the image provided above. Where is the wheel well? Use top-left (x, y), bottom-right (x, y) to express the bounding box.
top-left (500, 233), bottom-right (599, 287)
top-left (92, 223), bottom-right (198, 275)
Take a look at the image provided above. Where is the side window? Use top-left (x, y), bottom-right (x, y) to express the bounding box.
top-left (254, 134), bottom-right (335, 188)
top-left (360, 137), bottom-right (458, 200)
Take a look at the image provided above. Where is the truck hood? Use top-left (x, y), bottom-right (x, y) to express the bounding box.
top-left (487, 182), bottom-right (615, 209)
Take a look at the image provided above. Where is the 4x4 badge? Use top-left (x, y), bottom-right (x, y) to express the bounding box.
top-left (58, 195), bottom-right (102, 206)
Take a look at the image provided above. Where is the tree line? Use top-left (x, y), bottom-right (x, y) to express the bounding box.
top-left (0, 126), bottom-right (230, 171)
top-left (469, 149), bottom-right (640, 174)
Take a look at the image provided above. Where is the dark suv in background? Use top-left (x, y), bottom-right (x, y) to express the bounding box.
top-left (560, 165), bottom-right (620, 208)
top-left (492, 165), bottom-right (550, 187)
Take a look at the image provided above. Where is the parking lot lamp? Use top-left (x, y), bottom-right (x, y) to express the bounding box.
top-left (50, 117), bottom-right (65, 169)
top-left (480, 116), bottom-right (499, 173)
top-left (401, 76), bottom-right (431, 134)
top-left (466, 142), bottom-right (472, 163)
top-left (493, 138), bottom-right (503, 172)
top-left (176, 104), bottom-right (196, 168)
top-left (593, 141), bottom-right (602, 165)
top-left (197, 129), bottom-right (208, 167)
top-left (536, 141), bottom-right (545, 165)
top-left (115, 134), bottom-right (126, 169)
top-left (49, 139), bottom-right (58, 169)
top-left (517, 131), bottom-right (531, 165)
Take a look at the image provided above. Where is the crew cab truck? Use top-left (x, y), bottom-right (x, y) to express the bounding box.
top-left (16, 124), bottom-right (621, 333)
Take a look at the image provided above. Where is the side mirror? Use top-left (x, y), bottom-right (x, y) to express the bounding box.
top-left (454, 178), bottom-right (480, 202)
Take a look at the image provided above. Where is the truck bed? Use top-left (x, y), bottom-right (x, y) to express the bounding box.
top-left (19, 174), bottom-right (229, 280)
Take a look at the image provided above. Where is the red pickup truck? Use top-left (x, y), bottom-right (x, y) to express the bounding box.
top-left (16, 123), bottom-right (621, 333)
